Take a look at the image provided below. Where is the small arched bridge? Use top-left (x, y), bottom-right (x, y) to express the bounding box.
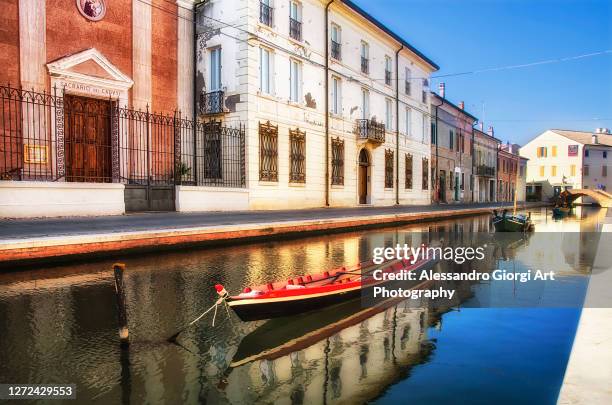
top-left (559, 189), bottom-right (612, 208)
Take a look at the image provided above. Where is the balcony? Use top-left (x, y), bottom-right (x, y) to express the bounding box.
top-left (355, 119), bottom-right (385, 143)
top-left (385, 70), bottom-right (391, 86)
top-left (361, 57), bottom-right (369, 74)
top-left (331, 40), bottom-right (341, 60)
top-left (289, 18), bottom-right (301, 41)
top-left (260, 2), bottom-right (273, 26)
top-left (199, 90), bottom-right (225, 115)
top-left (475, 164), bottom-right (496, 177)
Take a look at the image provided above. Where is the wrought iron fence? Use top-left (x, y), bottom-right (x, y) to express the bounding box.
top-left (199, 90), bottom-right (225, 115)
top-left (0, 84), bottom-right (245, 188)
top-left (331, 40), bottom-right (341, 60)
top-left (260, 2), bottom-right (273, 26)
top-left (361, 57), bottom-right (369, 74)
top-left (355, 119), bottom-right (385, 143)
top-left (289, 18), bottom-right (302, 41)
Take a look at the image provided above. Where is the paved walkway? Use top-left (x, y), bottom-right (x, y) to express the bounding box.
top-left (0, 202), bottom-right (521, 240)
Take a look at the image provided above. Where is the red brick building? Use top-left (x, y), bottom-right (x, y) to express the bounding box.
top-left (497, 146), bottom-right (520, 202)
top-left (0, 0), bottom-right (194, 113)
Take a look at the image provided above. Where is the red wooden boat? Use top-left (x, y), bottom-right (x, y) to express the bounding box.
top-left (215, 255), bottom-right (435, 321)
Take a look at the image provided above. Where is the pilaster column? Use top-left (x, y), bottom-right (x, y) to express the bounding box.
top-left (132, 0), bottom-right (152, 109)
top-left (177, 0), bottom-right (195, 118)
top-left (19, 0), bottom-right (46, 90)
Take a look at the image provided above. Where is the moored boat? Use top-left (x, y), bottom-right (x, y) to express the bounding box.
top-left (492, 209), bottom-right (533, 232)
top-left (215, 256), bottom-right (435, 321)
top-left (552, 206), bottom-right (571, 217)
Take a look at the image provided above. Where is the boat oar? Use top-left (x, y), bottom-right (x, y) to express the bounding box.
top-left (167, 285), bottom-right (229, 343)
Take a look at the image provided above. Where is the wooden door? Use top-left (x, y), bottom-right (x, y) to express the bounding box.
top-left (64, 95), bottom-right (111, 182)
top-left (359, 165), bottom-right (368, 204)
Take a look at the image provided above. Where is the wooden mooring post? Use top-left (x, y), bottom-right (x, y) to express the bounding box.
top-left (113, 263), bottom-right (130, 348)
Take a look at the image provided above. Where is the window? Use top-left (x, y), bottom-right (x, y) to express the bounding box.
top-left (385, 56), bottom-right (392, 86)
top-left (361, 88), bottom-right (369, 119)
top-left (584, 165), bottom-right (589, 176)
top-left (405, 107), bottom-right (412, 135)
top-left (449, 129), bottom-right (454, 149)
top-left (570, 164), bottom-right (576, 176)
top-left (209, 48), bottom-right (222, 91)
top-left (539, 166), bottom-right (545, 177)
top-left (331, 24), bottom-right (341, 60)
top-left (405, 68), bottom-right (411, 95)
top-left (422, 158), bottom-right (429, 189)
top-left (289, 59), bottom-right (301, 102)
top-left (537, 147), bottom-right (547, 158)
top-left (289, 1), bottom-right (301, 41)
top-left (461, 173), bottom-right (465, 190)
top-left (259, 47), bottom-right (272, 94)
top-left (603, 165), bottom-right (608, 177)
top-left (202, 121), bottom-right (222, 179)
top-left (604, 151), bottom-right (608, 159)
top-left (552, 145), bottom-right (557, 157)
top-left (405, 153), bottom-right (413, 189)
top-left (431, 122), bottom-right (437, 145)
top-left (331, 76), bottom-right (341, 114)
top-left (422, 113), bottom-right (427, 143)
top-left (551, 165), bottom-right (557, 176)
top-left (289, 128), bottom-right (306, 183)
top-left (585, 149), bottom-right (589, 157)
top-left (331, 137), bottom-right (344, 185)
top-left (385, 99), bottom-right (392, 130)
top-left (360, 42), bottom-right (369, 74)
top-left (259, 121), bottom-right (278, 181)
top-left (385, 149), bottom-right (394, 188)
top-left (260, 0), bottom-right (273, 26)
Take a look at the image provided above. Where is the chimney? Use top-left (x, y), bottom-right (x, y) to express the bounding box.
top-left (592, 134), bottom-right (598, 144)
top-left (458, 101), bottom-right (464, 110)
top-left (487, 126), bottom-right (494, 137)
top-left (439, 82), bottom-right (445, 99)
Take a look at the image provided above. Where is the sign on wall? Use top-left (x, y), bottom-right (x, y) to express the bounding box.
top-left (568, 145), bottom-right (579, 157)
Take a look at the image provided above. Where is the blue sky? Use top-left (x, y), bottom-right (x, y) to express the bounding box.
top-left (354, 0), bottom-right (612, 146)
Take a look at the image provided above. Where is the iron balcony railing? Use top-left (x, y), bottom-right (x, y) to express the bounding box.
top-left (199, 90), bottom-right (225, 115)
top-left (331, 40), bottom-right (341, 60)
top-left (355, 119), bottom-right (385, 143)
top-left (385, 70), bottom-right (391, 86)
top-left (260, 2), bottom-right (273, 26)
top-left (289, 17), bottom-right (301, 41)
top-left (475, 164), bottom-right (496, 177)
top-left (361, 57), bottom-right (369, 74)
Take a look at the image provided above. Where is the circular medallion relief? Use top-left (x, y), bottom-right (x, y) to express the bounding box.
top-left (76, 0), bottom-right (107, 22)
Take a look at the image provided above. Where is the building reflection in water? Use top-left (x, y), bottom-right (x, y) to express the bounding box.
top-left (0, 207), bottom-right (607, 404)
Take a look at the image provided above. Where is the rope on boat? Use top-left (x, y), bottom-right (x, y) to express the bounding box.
top-left (167, 295), bottom-right (226, 342)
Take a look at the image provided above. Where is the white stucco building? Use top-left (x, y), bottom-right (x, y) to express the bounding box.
top-left (520, 129), bottom-right (612, 201)
top-left (195, 0), bottom-right (438, 209)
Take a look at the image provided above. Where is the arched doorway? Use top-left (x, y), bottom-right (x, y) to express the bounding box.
top-left (358, 148), bottom-right (370, 204)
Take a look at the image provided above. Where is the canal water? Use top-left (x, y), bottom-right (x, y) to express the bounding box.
top-left (0, 207), bottom-right (607, 404)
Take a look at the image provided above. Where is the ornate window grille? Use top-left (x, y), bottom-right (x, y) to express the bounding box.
top-left (260, 2), bottom-right (273, 26)
top-left (385, 149), bottom-right (394, 189)
top-left (259, 121), bottom-right (278, 181)
top-left (405, 153), bottom-right (413, 189)
top-left (331, 137), bottom-right (344, 185)
top-left (289, 128), bottom-right (306, 183)
top-left (361, 57), bottom-right (369, 74)
top-left (331, 40), bottom-right (341, 60)
top-left (289, 18), bottom-right (302, 41)
top-left (422, 157), bottom-right (429, 190)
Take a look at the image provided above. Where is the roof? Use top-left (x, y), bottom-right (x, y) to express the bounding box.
top-left (431, 92), bottom-right (479, 121)
top-left (473, 128), bottom-right (501, 143)
top-left (340, 0), bottom-right (439, 71)
top-left (551, 129), bottom-right (612, 147)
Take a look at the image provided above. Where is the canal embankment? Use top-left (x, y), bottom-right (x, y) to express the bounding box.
top-left (0, 202), bottom-right (548, 268)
